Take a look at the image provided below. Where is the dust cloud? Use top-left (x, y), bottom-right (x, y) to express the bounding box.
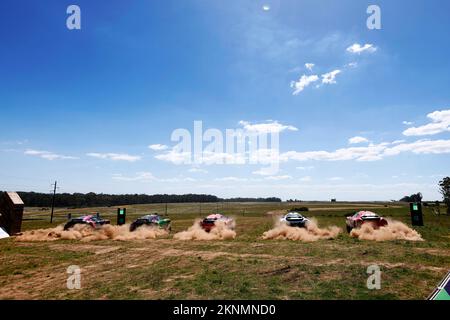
top-left (15, 224), bottom-right (168, 242)
top-left (262, 218), bottom-right (341, 242)
top-left (173, 219), bottom-right (236, 241)
top-left (350, 220), bottom-right (423, 241)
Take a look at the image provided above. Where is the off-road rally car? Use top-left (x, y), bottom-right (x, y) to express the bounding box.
top-left (63, 214), bottom-right (110, 231)
top-left (200, 214), bottom-right (234, 232)
top-left (280, 212), bottom-right (310, 228)
top-left (129, 214), bottom-right (172, 232)
top-left (345, 211), bottom-right (388, 233)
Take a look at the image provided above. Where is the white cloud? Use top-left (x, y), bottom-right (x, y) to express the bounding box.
top-left (262, 5), bottom-right (270, 11)
top-left (215, 177), bottom-right (248, 182)
top-left (346, 43), bottom-right (377, 54)
top-left (154, 150), bottom-right (191, 165)
top-left (154, 150), bottom-right (247, 165)
top-left (280, 138), bottom-right (450, 163)
top-left (239, 120), bottom-right (298, 134)
top-left (159, 177), bottom-right (197, 183)
top-left (280, 143), bottom-right (387, 162)
top-left (296, 166), bottom-right (314, 170)
top-left (202, 151), bottom-right (246, 165)
top-left (24, 149), bottom-right (78, 161)
top-left (346, 62), bottom-right (358, 68)
top-left (149, 144), bottom-right (168, 151)
top-left (299, 176), bottom-right (312, 182)
top-left (403, 109), bottom-right (450, 136)
top-left (188, 168), bottom-right (208, 173)
top-left (329, 177), bottom-right (344, 181)
top-left (112, 172), bottom-right (155, 181)
top-left (113, 172), bottom-right (197, 183)
top-left (87, 153), bottom-right (141, 162)
top-left (265, 175), bottom-right (293, 181)
top-left (403, 121), bottom-right (414, 126)
top-left (382, 139), bottom-right (450, 156)
top-left (305, 63), bottom-right (315, 71)
top-left (321, 69), bottom-right (341, 84)
top-left (348, 136), bottom-right (369, 144)
top-left (290, 74), bottom-right (319, 95)
top-left (252, 167), bottom-right (276, 176)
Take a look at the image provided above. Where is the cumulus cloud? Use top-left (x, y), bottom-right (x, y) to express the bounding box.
top-left (149, 144), bottom-right (168, 151)
top-left (155, 150), bottom-right (191, 165)
top-left (403, 121), bottom-right (414, 126)
top-left (215, 177), bottom-right (248, 182)
top-left (346, 43), bottom-right (377, 54)
top-left (348, 136), bottom-right (369, 144)
top-left (382, 139), bottom-right (450, 156)
top-left (154, 150), bottom-right (246, 165)
top-left (305, 63), bottom-right (315, 71)
top-left (113, 172), bottom-right (196, 183)
top-left (24, 149), bottom-right (78, 160)
top-left (280, 139), bottom-right (450, 163)
top-left (321, 69), bottom-right (341, 84)
top-left (290, 74), bottom-right (319, 95)
top-left (188, 168), bottom-right (208, 173)
top-left (296, 166), bottom-right (314, 170)
top-left (239, 120), bottom-right (298, 134)
top-left (264, 175), bottom-right (293, 181)
top-left (403, 109), bottom-right (450, 136)
top-left (252, 167), bottom-right (276, 176)
top-left (87, 153), bottom-right (141, 162)
top-left (112, 172), bottom-right (155, 181)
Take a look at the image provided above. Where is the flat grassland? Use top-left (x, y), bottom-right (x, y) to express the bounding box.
top-left (0, 202), bottom-right (449, 300)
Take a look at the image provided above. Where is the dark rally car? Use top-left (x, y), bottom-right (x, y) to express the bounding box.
top-left (200, 214), bottom-right (234, 233)
top-left (280, 212), bottom-right (310, 228)
top-left (129, 214), bottom-right (172, 232)
top-left (63, 214), bottom-right (110, 231)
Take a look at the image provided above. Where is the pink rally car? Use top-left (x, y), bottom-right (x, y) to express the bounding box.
top-left (346, 211), bottom-right (388, 233)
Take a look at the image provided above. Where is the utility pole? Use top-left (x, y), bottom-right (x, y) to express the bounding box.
top-left (50, 181), bottom-right (57, 223)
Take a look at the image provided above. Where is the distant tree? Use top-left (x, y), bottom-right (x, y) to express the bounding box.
top-left (2, 191), bottom-right (282, 208)
top-left (399, 192), bottom-right (423, 203)
top-left (439, 177), bottom-right (450, 215)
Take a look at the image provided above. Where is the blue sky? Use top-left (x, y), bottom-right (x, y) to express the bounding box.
top-left (1, 0), bottom-right (450, 200)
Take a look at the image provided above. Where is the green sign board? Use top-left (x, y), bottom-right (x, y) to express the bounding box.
top-left (117, 208), bottom-right (126, 225)
top-left (409, 202), bottom-right (424, 226)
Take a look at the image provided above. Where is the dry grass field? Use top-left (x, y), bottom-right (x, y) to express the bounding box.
top-left (0, 202), bottom-right (449, 300)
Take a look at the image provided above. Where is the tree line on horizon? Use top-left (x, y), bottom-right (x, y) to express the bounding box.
top-left (1, 191), bottom-right (281, 208)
